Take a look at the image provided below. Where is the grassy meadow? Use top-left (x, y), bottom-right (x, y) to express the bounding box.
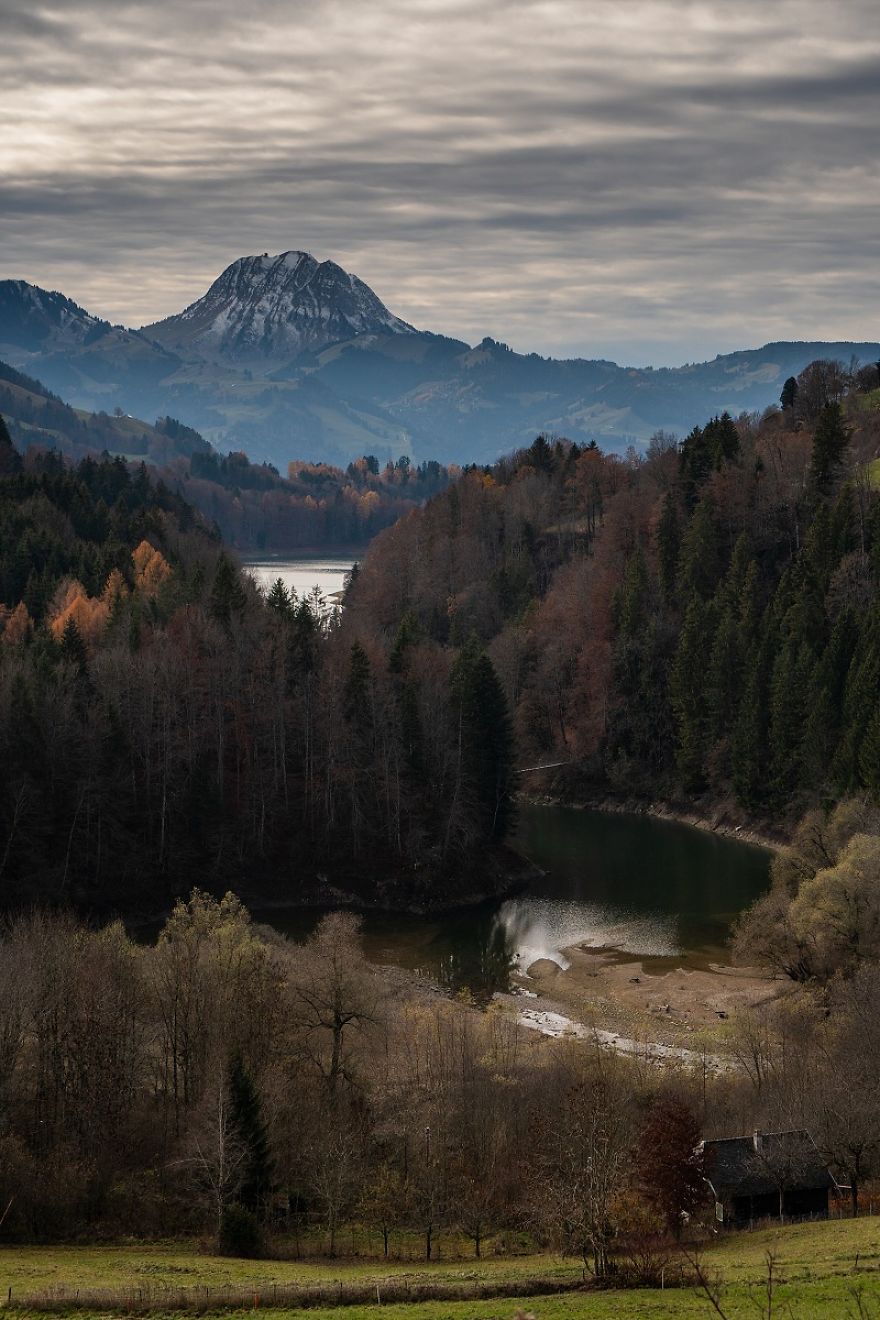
top-left (1, 1217), bottom-right (880, 1318)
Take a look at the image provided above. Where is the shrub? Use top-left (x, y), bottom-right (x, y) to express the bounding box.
top-left (217, 1203), bottom-right (264, 1258)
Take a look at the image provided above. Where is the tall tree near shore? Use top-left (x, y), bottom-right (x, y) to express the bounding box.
top-left (451, 644), bottom-right (515, 843)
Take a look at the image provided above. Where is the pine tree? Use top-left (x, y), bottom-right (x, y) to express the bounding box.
top-left (0, 413), bottom-right (22, 475)
top-left (389, 611), bottom-right (421, 674)
top-left (526, 434), bottom-right (553, 472)
top-left (59, 615), bottom-right (88, 674)
top-left (266, 577), bottom-right (292, 615)
top-left (767, 639), bottom-right (814, 806)
top-left (780, 376), bottom-right (798, 411)
top-left (656, 495), bottom-right (681, 602)
top-left (669, 595), bottom-right (715, 792)
top-left (859, 703), bottom-right (880, 799)
top-left (834, 610), bottom-right (880, 791)
top-left (452, 647), bottom-right (515, 842)
top-left (707, 605), bottom-right (742, 745)
top-left (228, 1052), bottom-right (273, 1218)
top-left (704, 412), bottom-right (740, 468)
top-left (617, 548), bottom-right (649, 639)
top-left (344, 640), bottom-right (372, 723)
top-left (732, 628), bottom-right (774, 811)
top-left (677, 498), bottom-right (722, 601)
top-left (808, 403), bottom-right (851, 499)
top-left (209, 555), bottom-right (247, 627)
top-left (678, 425), bottom-right (711, 508)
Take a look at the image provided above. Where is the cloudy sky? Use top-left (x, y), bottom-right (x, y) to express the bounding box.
top-left (1, 0), bottom-right (878, 365)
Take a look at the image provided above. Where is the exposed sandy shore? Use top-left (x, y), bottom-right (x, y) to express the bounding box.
top-left (500, 942), bottom-right (782, 1058)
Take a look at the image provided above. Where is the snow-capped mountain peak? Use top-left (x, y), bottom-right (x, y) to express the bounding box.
top-left (143, 250), bottom-right (415, 365)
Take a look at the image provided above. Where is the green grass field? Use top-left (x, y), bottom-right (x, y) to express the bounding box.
top-left (1, 1217), bottom-right (879, 1318)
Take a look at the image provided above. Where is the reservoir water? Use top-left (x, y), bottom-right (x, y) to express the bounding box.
top-left (242, 552), bottom-right (362, 605)
top-left (256, 804), bottom-right (772, 998)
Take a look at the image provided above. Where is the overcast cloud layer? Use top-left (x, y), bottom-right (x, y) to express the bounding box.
top-left (1, 0), bottom-right (878, 365)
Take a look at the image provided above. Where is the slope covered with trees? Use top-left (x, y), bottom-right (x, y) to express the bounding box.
top-left (0, 358), bottom-right (452, 552)
top-left (0, 418), bottom-right (514, 912)
top-left (347, 357), bottom-right (880, 825)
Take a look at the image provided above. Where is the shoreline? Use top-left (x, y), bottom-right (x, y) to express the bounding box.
top-left (518, 790), bottom-right (786, 853)
top-left (500, 941), bottom-right (782, 1063)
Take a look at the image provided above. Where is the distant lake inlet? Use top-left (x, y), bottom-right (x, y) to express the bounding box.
top-left (242, 552), bottom-right (361, 603)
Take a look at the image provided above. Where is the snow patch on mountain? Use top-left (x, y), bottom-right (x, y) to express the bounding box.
top-left (144, 251), bottom-right (415, 365)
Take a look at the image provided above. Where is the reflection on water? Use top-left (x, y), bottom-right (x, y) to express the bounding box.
top-left (493, 895), bottom-right (679, 971)
top-left (254, 805), bottom-right (771, 1001)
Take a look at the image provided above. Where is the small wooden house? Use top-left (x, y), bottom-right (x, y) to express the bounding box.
top-left (701, 1130), bottom-right (836, 1226)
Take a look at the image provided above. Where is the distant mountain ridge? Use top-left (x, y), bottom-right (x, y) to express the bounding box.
top-left (144, 251), bottom-right (414, 365)
top-left (1, 256), bottom-right (878, 467)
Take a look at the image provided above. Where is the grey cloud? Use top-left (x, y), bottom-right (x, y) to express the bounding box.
top-left (0, 0), bottom-right (877, 363)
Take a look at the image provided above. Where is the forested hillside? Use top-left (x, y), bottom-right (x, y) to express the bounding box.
top-left (0, 418), bottom-right (513, 912)
top-left (0, 358), bottom-right (452, 551)
top-left (347, 358), bottom-right (880, 824)
top-left (3, 353), bottom-right (879, 914)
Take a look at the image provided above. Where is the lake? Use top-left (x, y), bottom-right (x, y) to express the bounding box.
top-left (242, 552), bottom-right (362, 605)
top-left (255, 804), bottom-right (772, 998)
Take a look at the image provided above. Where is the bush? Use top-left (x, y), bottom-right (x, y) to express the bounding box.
top-left (217, 1203), bottom-right (264, 1258)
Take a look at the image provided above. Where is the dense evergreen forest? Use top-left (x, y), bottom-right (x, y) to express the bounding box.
top-left (0, 358), bottom-right (452, 552)
top-left (4, 361), bottom-right (880, 1257)
top-left (2, 353), bottom-right (880, 913)
top-left (0, 415), bottom-right (513, 912)
top-left (348, 357), bottom-right (880, 825)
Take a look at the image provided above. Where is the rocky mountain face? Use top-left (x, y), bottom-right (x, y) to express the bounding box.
top-left (143, 251), bottom-right (414, 366)
top-left (1, 258), bottom-right (878, 468)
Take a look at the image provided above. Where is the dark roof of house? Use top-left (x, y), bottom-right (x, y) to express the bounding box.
top-left (703, 1130), bottom-right (835, 1199)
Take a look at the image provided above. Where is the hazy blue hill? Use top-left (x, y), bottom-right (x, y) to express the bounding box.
top-left (2, 268), bottom-right (878, 467)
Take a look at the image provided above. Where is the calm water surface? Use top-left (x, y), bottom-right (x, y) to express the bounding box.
top-left (242, 553), bottom-right (361, 604)
top-left (256, 805), bottom-right (771, 997)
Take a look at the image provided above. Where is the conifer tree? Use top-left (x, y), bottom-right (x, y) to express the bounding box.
top-left (266, 578), bottom-right (292, 615)
top-left (732, 629), bottom-right (774, 811)
top-left (808, 403), bottom-right (851, 498)
top-left (669, 595), bottom-right (715, 791)
top-left (677, 498), bottom-right (722, 601)
top-left (834, 610), bottom-right (880, 791)
top-left (704, 411), bottom-right (740, 468)
top-left (452, 646), bottom-right (515, 842)
top-left (0, 413), bottom-right (22, 475)
top-left (859, 704), bottom-right (880, 800)
top-left (656, 495), bottom-right (681, 601)
top-left (344, 641), bottom-right (372, 722)
top-left (228, 1052), bottom-right (273, 1218)
top-left (59, 615), bottom-right (88, 674)
top-left (707, 605), bottom-right (741, 745)
top-left (209, 554), bottom-right (247, 627)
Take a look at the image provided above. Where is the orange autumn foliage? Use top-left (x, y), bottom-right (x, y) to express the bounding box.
top-left (102, 568), bottom-right (129, 608)
top-left (132, 541), bottom-right (172, 596)
top-left (48, 579), bottom-right (110, 648)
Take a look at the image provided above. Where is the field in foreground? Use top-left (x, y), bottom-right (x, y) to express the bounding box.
top-left (2, 1217), bottom-right (880, 1317)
